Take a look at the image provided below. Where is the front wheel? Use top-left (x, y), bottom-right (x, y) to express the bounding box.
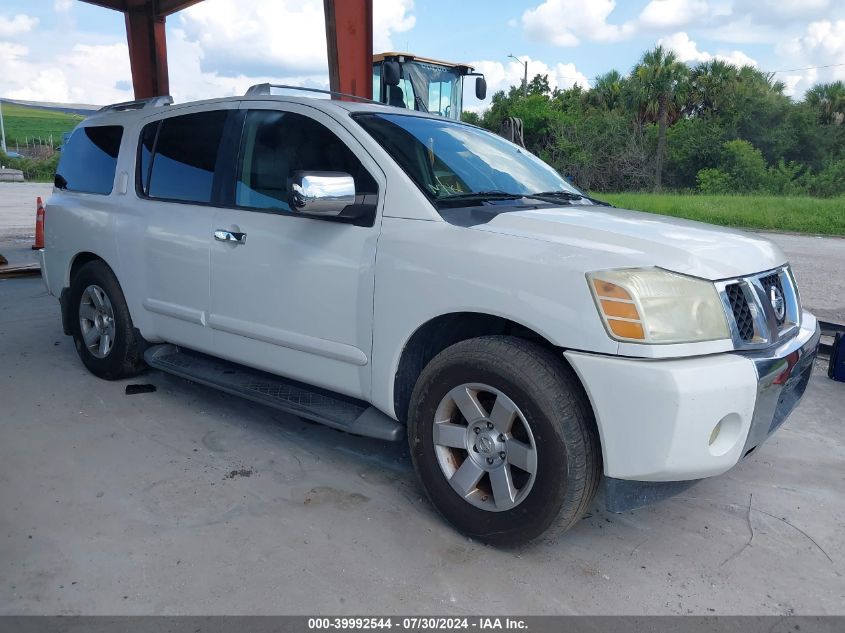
top-left (408, 336), bottom-right (601, 546)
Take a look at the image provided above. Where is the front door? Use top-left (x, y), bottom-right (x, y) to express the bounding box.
top-left (208, 103), bottom-right (385, 399)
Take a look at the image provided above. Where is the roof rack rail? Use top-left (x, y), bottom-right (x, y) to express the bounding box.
top-left (244, 83), bottom-right (379, 104)
top-left (97, 95), bottom-right (173, 113)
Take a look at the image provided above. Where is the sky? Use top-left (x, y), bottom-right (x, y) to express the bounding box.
top-left (0, 0), bottom-right (844, 110)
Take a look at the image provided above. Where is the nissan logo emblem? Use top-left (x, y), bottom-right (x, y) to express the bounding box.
top-left (769, 285), bottom-right (785, 321)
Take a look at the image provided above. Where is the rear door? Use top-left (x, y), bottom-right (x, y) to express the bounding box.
top-left (208, 102), bottom-right (385, 400)
top-left (115, 104), bottom-right (237, 351)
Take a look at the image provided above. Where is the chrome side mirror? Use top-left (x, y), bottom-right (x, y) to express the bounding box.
top-left (289, 171), bottom-right (355, 217)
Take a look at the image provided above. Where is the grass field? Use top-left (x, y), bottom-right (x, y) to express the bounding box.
top-left (0, 102), bottom-right (84, 147)
top-left (600, 193), bottom-right (845, 236)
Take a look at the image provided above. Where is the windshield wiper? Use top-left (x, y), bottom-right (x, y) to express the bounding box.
top-left (529, 190), bottom-right (612, 206)
top-left (438, 191), bottom-right (525, 202)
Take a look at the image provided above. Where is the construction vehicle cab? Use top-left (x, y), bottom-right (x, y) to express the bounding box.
top-left (373, 52), bottom-right (486, 120)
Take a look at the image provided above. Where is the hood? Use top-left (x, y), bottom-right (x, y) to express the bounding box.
top-left (466, 204), bottom-right (787, 280)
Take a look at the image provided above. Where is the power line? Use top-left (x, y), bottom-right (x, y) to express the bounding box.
top-left (766, 62), bottom-right (845, 74)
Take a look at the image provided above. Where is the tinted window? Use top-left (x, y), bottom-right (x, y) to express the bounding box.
top-left (137, 122), bottom-right (157, 195)
top-left (144, 110), bottom-right (229, 203)
top-left (236, 110), bottom-right (377, 212)
top-left (55, 125), bottom-right (123, 194)
top-left (354, 113), bottom-right (581, 201)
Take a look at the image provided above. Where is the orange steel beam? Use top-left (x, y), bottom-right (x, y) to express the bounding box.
top-left (80, 1), bottom-right (200, 98)
top-left (123, 7), bottom-right (169, 98)
top-left (324, 0), bottom-right (373, 99)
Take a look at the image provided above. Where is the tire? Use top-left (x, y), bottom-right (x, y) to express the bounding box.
top-left (68, 260), bottom-right (146, 380)
top-left (408, 336), bottom-right (601, 547)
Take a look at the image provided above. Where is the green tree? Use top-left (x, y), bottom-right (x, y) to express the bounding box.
top-left (461, 110), bottom-right (482, 125)
top-left (666, 118), bottom-right (726, 188)
top-left (527, 74), bottom-right (551, 96)
top-left (805, 81), bottom-right (845, 125)
top-left (629, 46), bottom-right (689, 191)
top-left (686, 60), bottom-right (738, 117)
top-left (590, 70), bottom-right (625, 111)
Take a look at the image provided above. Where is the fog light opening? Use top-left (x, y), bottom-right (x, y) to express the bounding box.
top-left (708, 413), bottom-right (742, 457)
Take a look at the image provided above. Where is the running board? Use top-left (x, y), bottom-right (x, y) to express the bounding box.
top-left (143, 345), bottom-right (403, 442)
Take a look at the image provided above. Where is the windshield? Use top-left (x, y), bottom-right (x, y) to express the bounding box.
top-left (404, 61), bottom-right (463, 118)
top-left (374, 61), bottom-right (465, 119)
top-left (354, 113), bottom-right (582, 202)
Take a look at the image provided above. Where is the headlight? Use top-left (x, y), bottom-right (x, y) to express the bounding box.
top-left (587, 267), bottom-right (730, 344)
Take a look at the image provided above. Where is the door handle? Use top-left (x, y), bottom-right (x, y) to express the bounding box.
top-left (214, 229), bottom-right (247, 245)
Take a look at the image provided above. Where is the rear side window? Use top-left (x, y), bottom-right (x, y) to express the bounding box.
top-left (55, 125), bottom-right (123, 194)
top-left (138, 110), bottom-right (229, 203)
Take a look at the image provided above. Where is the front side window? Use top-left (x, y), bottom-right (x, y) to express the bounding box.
top-left (235, 110), bottom-right (377, 212)
top-left (55, 125), bottom-right (123, 195)
top-left (140, 110), bottom-right (229, 203)
top-left (354, 113), bottom-right (581, 202)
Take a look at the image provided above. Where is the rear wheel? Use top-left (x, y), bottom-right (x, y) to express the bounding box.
top-left (408, 336), bottom-right (601, 546)
top-left (69, 260), bottom-right (146, 380)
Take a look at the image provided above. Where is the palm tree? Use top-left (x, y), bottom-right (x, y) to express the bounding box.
top-left (687, 60), bottom-right (738, 117)
top-left (629, 46), bottom-right (689, 191)
top-left (805, 81), bottom-right (845, 124)
top-left (591, 70), bottom-right (625, 111)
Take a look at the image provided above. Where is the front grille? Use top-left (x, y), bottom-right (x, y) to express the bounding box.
top-left (726, 283), bottom-right (754, 341)
top-left (759, 272), bottom-right (785, 326)
top-left (718, 265), bottom-right (800, 350)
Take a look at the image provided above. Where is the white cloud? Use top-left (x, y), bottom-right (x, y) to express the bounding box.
top-left (777, 20), bottom-right (845, 96)
top-left (176, 0), bottom-right (414, 79)
top-left (373, 0), bottom-right (415, 51)
top-left (464, 56), bottom-right (590, 112)
top-left (0, 42), bottom-right (132, 104)
top-left (54, 0), bottom-right (73, 13)
top-left (638, 0), bottom-right (709, 30)
top-left (732, 0), bottom-right (831, 24)
top-left (166, 27), bottom-right (330, 103)
top-left (658, 31), bottom-right (758, 67)
top-left (0, 13), bottom-right (38, 37)
top-left (704, 0), bottom-right (842, 44)
top-left (521, 0), bottom-right (634, 47)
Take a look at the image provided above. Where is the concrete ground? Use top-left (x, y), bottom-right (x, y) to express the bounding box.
top-left (1, 275), bottom-right (844, 615)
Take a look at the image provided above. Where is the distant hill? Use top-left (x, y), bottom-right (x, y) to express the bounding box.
top-left (2, 99), bottom-right (100, 117)
top-left (1, 101), bottom-right (90, 150)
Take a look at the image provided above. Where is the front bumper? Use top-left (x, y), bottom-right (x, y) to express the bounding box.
top-left (739, 312), bottom-right (820, 458)
top-left (565, 311), bottom-right (820, 488)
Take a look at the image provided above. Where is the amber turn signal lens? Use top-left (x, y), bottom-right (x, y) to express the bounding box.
top-left (600, 299), bottom-right (639, 320)
top-left (607, 319), bottom-right (645, 340)
top-left (592, 279), bottom-right (632, 301)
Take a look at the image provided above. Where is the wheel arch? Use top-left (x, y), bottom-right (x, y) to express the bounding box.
top-left (67, 251), bottom-right (112, 286)
top-left (392, 311), bottom-right (590, 426)
top-left (60, 252), bottom-right (122, 336)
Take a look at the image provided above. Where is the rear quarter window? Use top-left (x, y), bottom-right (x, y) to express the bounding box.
top-left (54, 125), bottom-right (123, 195)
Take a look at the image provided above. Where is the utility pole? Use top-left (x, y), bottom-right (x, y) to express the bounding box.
top-left (508, 54), bottom-right (528, 97)
top-left (0, 98), bottom-right (7, 154)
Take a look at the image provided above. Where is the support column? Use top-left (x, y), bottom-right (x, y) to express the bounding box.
top-left (324, 0), bottom-right (373, 99)
top-left (125, 8), bottom-right (170, 99)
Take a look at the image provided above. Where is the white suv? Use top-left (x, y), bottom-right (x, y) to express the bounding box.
top-left (40, 89), bottom-right (820, 546)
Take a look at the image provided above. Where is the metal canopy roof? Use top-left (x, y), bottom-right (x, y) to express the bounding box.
top-left (80, 0), bottom-right (205, 17)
